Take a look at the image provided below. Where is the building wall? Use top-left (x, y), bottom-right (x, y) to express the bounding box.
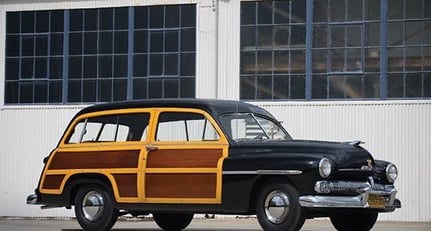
top-left (0, 0), bottom-right (430, 222)
top-left (1, 101), bottom-right (430, 221)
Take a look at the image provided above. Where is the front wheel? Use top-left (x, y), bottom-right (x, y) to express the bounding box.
top-left (74, 185), bottom-right (118, 231)
top-left (330, 212), bottom-right (378, 231)
top-left (256, 181), bottom-right (305, 231)
top-left (153, 213), bottom-right (194, 231)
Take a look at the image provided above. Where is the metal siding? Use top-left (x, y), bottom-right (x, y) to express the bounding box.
top-left (0, 102), bottom-right (430, 221)
top-left (0, 107), bottom-right (82, 217)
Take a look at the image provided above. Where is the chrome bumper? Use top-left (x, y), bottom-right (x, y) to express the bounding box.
top-left (299, 180), bottom-right (401, 209)
top-left (26, 194), bottom-right (39, 205)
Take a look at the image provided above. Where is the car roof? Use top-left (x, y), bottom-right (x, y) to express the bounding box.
top-left (75, 98), bottom-right (275, 119)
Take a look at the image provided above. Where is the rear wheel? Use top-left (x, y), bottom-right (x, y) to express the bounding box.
top-left (256, 181), bottom-right (305, 231)
top-left (153, 213), bottom-right (194, 231)
top-left (330, 212), bottom-right (378, 231)
top-left (74, 185), bottom-right (118, 231)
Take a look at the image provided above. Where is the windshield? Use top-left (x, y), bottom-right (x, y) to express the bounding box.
top-left (220, 113), bottom-right (291, 142)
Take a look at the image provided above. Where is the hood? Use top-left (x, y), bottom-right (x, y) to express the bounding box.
top-left (229, 139), bottom-right (373, 169)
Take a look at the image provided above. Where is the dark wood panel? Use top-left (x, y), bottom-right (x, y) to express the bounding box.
top-left (48, 150), bottom-right (140, 170)
top-left (113, 173), bottom-right (138, 197)
top-left (146, 149), bottom-right (223, 168)
top-left (146, 173), bottom-right (217, 198)
top-left (42, 174), bottom-right (65, 190)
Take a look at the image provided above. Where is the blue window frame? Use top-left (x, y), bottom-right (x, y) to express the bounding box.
top-left (4, 4), bottom-right (196, 104)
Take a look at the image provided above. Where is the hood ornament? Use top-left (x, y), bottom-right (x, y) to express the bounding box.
top-left (347, 140), bottom-right (365, 147)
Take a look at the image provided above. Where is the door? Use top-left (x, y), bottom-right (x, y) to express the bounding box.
top-left (144, 109), bottom-right (229, 204)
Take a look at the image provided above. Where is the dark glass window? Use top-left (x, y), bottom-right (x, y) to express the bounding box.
top-left (240, 0), bottom-right (431, 100)
top-left (240, 1), bottom-right (306, 100)
top-left (5, 4), bottom-right (196, 104)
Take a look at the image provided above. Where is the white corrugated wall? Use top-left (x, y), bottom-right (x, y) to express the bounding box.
top-left (0, 107), bottom-right (83, 217)
top-left (1, 101), bottom-right (430, 221)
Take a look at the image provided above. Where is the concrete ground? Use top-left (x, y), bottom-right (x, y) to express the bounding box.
top-left (0, 218), bottom-right (430, 231)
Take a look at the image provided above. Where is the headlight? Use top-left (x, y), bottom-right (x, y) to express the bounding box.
top-left (319, 158), bottom-right (333, 178)
top-left (386, 163), bottom-right (398, 183)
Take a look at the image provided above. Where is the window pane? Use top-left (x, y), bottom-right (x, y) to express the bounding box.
top-left (150, 32), bottom-right (164, 52)
top-left (99, 8), bottom-right (113, 30)
top-left (21, 12), bottom-right (34, 33)
top-left (180, 53), bottom-right (195, 76)
top-left (114, 31), bottom-right (128, 53)
top-left (165, 6), bottom-right (180, 28)
top-left (164, 79), bottom-right (179, 98)
top-left (135, 6), bottom-right (148, 29)
top-left (6, 12), bottom-right (20, 33)
top-left (84, 32), bottom-right (98, 54)
top-left (35, 57), bottom-right (48, 78)
top-left (181, 5), bottom-right (195, 27)
top-left (69, 56), bottom-right (82, 79)
top-left (6, 58), bottom-right (19, 80)
top-left (150, 54), bottom-right (163, 76)
top-left (99, 32), bottom-right (113, 54)
top-left (115, 7), bottom-right (129, 29)
top-left (150, 6), bottom-right (164, 28)
top-left (68, 80), bottom-right (82, 102)
top-left (99, 55), bottom-right (113, 78)
top-left (69, 10), bottom-right (83, 31)
top-left (133, 78), bottom-right (147, 99)
top-left (21, 58), bottom-right (34, 78)
top-left (165, 54), bottom-right (178, 75)
top-left (134, 30), bottom-right (148, 53)
top-left (180, 77), bottom-right (195, 98)
top-left (114, 55), bottom-right (128, 77)
top-left (83, 56), bottom-right (97, 78)
top-left (34, 81), bottom-right (48, 103)
top-left (387, 74), bottom-right (404, 98)
top-left (6, 35), bottom-right (19, 57)
top-left (49, 80), bottom-right (63, 103)
top-left (22, 37), bottom-right (34, 56)
top-left (50, 34), bottom-right (63, 55)
top-left (5, 82), bottom-right (19, 103)
top-left (69, 33), bottom-right (83, 55)
top-left (35, 37), bottom-right (48, 56)
top-left (181, 28), bottom-right (195, 52)
top-left (51, 10), bottom-right (64, 32)
top-left (113, 79), bottom-right (127, 101)
top-left (20, 82), bottom-right (33, 103)
top-left (312, 75), bottom-right (328, 99)
top-left (36, 11), bottom-right (49, 33)
top-left (83, 80), bottom-right (96, 102)
top-left (148, 79), bottom-right (162, 98)
top-left (84, 9), bottom-right (98, 31)
top-left (133, 54), bottom-right (147, 76)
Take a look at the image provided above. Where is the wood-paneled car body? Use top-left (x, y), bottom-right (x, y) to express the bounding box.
top-left (27, 99), bottom-right (401, 231)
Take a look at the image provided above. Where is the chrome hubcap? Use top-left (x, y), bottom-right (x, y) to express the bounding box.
top-left (82, 191), bottom-right (104, 221)
top-left (264, 190), bottom-right (290, 224)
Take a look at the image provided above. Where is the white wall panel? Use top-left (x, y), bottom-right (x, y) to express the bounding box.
top-left (254, 100), bottom-right (431, 222)
top-left (0, 107), bottom-right (83, 217)
top-left (1, 101), bottom-right (430, 221)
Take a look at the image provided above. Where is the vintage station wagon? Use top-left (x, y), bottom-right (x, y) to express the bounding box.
top-left (27, 99), bottom-right (401, 231)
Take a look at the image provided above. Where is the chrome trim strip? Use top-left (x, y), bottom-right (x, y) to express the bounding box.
top-left (222, 170), bottom-right (302, 175)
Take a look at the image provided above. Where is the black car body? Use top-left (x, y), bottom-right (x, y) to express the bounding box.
top-left (27, 99), bottom-right (401, 231)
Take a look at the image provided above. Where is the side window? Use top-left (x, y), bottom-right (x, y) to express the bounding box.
top-left (156, 112), bottom-right (220, 142)
top-left (66, 112), bottom-right (150, 143)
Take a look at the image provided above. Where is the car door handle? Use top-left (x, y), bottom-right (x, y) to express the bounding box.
top-left (146, 145), bottom-right (159, 151)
